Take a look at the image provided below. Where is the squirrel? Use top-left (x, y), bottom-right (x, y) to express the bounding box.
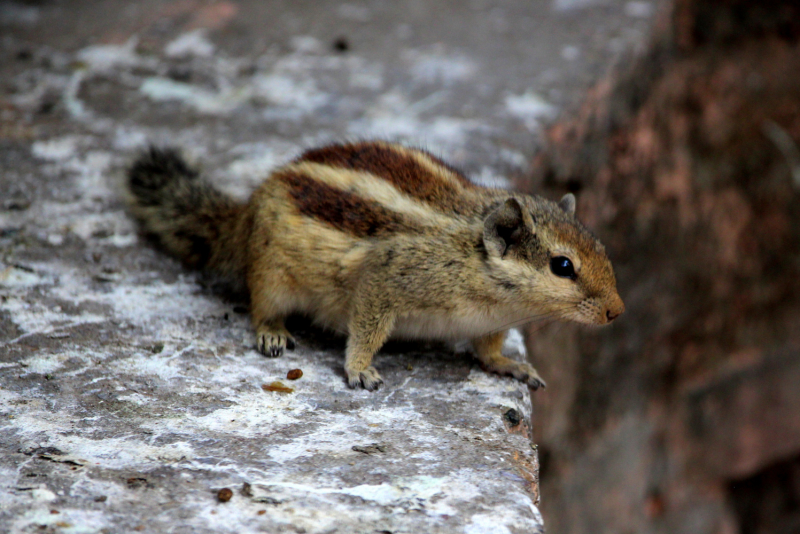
top-left (126, 141), bottom-right (624, 391)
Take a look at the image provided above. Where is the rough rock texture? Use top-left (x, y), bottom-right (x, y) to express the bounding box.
top-left (0, 0), bottom-right (656, 532)
top-left (1, 294), bottom-right (541, 533)
top-left (521, 0), bottom-right (800, 533)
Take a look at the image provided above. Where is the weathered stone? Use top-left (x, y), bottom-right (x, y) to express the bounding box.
top-left (0, 258), bottom-right (541, 532)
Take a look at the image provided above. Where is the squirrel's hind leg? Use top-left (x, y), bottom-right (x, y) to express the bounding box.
top-left (472, 331), bottom-right (546, 390)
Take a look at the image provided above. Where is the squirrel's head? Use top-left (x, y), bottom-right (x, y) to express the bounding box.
top-left (481, 193), bottom-right (624, 326)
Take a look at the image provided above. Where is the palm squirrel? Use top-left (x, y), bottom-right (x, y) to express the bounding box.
top-left (126, 141), bottom-right (624, 390)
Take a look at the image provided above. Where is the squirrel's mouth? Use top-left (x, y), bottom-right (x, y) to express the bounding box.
top-left (566, 294), bottom-right (624, 327)
top-left (565, 306), bottom-right (609, 327)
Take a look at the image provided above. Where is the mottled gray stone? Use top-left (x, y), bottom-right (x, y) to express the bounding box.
top-left (1, 272), bottom-right (541, 532)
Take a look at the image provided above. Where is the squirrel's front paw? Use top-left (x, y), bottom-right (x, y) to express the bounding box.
top-left (483, 359), bottom-right (547, 391)
top-left (346, 366), bottom-right (384, 391)
top-left (512, 363), bottom-right (547, 390)
top-left (256, 327), bottom-right (296, 358)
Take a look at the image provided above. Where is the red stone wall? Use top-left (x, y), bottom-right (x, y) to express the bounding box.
top-left (522, 1), bottom-right (800, 532)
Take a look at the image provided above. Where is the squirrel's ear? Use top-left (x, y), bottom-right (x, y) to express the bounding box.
top-left (483, 198), bottom-right (534, 258)
top-left (558, 193), bottom-right (576, 215)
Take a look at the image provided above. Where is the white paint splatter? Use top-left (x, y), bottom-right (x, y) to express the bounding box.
top-left (1, 296), bottom-right (106, 340)
top-left (222, 142), bottom-right (298, 195)
top-left (351, 91), bottom-right (480, 148)
top-left (252, 73), bottom-right (328, 112)
top-left (67, 212), bottom-right (135, 244)
top-left (19, 352), bottom-right (70, 375)
top-left (31, 136), bottom-right (81, 161)
top-left (505, 92), bottom-right (557, 130)
top-left (112, 126), bottom-right (149, 150)
top-left (471, 167), bottom-right (512, 189)
top-left (76, 38), bottom-right (141, 73)
top-left (63, 70), bottom-right (91, 120)
top-left (499, 148), bottom-right (528, 169)
top-left (349, 67), bottom-right (384, 90)
top-left (460, 368), bottom-right (531, 413)
top-left (140, 77), bottom-right (251, 114)
top-left (465, 513), bottom-right (513, 534)
top-left (30, 487), bottom-right (57, 502)
top-left (68, 150), bottom-right (114, 199)
top-left (0, 265), bottom-right (53, 288)
top-left (46, 233), bottom-right (64, 246)
top-left (404, 48), bottom-right (479, 85)
top-left (144, 390), bottom-right (315, 439)
top-left (165, 29), bottom-right (215, 58)
top-left (342, 477), bottom-right (445, 506)
top-left (266, 404), bottom-right (428, 463)
top-left (93, 279), bottom-right (221, 326)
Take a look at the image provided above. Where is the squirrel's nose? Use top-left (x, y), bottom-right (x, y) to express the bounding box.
top-left (604, 293), bottom-right (625, 323)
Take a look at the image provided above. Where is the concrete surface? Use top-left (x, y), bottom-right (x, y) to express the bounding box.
top-left (0, 1), bottom-right (655, 532)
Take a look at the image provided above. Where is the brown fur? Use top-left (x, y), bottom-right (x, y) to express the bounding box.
top-left (127, 142), bottom-right (624, 390)
top-left (298, 142), bottom-right (479, 215)
top-left (275, 170), bottom-right (417, 237)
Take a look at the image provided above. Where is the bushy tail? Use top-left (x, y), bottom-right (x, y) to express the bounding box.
top-left (127, 147), bottom-right (249, 279)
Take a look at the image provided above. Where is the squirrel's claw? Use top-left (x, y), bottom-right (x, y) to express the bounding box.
top-left (346, 366), bottom-right (384, 391)
top-left (256, 329), bottom-right (296, 358)
top-left (518, 364), bottom-right (547, 390)
top-left (526, 375), bottom-right (547, 391)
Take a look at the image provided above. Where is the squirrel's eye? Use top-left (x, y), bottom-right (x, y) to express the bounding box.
top-left (550, 256), bottom-right (576, 280)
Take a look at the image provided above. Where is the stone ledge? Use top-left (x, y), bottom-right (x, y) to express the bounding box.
top-left (1, 264), bottom-right (541, 533)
